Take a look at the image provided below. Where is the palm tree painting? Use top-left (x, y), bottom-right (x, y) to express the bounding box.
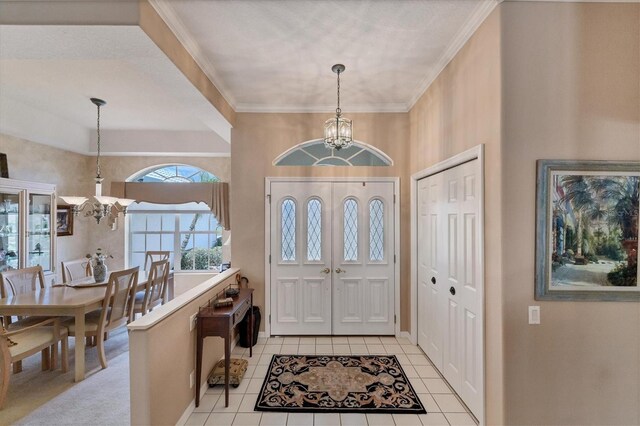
top-left (551, 172), bottom-right (639, 288)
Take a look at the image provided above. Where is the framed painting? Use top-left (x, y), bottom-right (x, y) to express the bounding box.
top-left (535, 160), bottom-right (640, 301)
top-left (56, 205), bottom-right (73, 236)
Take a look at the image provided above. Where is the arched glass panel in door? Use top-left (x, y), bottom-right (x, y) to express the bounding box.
top-left (343, 199), bottom-right (358, 261)
top-left (369, 199), bottom-right (384, 261)
top-left (281, 199), bottom-right (296, 261)
top-left (306, 198), bottom-right (322, 261)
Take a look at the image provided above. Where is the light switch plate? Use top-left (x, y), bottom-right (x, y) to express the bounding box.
top-left (189, 313), bottom-right (197, 331)
top-left (528, 306), bottom-right (540, 324)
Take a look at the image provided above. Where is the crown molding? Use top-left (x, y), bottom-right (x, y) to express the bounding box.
top-left (90, 151), bottom-right (231, 158)
top-left (234, 103), bottom-right (410, 114)
top-left (407, 0), bottom-right (499, 110)
top-left (148, 0), bottom-right (238, 111)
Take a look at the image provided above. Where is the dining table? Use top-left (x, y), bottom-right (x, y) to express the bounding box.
top-left (0, 270), bottom-right (174, 382)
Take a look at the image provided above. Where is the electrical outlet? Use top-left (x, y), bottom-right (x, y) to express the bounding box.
top-left (189, 313), bottom-right (197, 331)
top-left (189, 371), bottom-right (195, 388)
top-left (528, 306), bottom-right (540, 325)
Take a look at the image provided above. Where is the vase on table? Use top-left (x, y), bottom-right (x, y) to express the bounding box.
top-left (94, 259), bottom-right (108, 282)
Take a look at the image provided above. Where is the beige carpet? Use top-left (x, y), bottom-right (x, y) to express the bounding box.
top-left (1, 327), bottom-right (130, 425)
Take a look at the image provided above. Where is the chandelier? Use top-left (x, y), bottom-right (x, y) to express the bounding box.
top-left (323, 64), bottom-right (353, 150)
top-left (60, 98), bottom-right (135, 226)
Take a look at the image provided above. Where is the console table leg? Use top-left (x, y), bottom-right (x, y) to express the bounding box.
top-left (224, 333), bottom-right (231, 407)
top-left (195, 318), bottom-right (202, 408)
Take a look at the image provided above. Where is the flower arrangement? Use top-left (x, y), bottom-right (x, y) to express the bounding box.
top-left (86, 248), bottom-right (113, 265)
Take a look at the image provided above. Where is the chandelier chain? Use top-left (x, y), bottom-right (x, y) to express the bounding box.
top-left (336, 70), bottom-right (341, 115)
top-left (96, 103), bottom-right (101, 178)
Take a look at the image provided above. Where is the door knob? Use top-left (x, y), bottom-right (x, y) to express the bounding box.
top-left (431, 277), bottom-right (436, 284)
top-left (321, 268), bottom-right (331, 274)
top-left (335, 268), bottom-right (346, 274)
top-left (449, 286), bottom-right (456, 296)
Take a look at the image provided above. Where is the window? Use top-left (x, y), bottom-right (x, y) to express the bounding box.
top-left (343, 198), bottom-right (358, 261)
top-left (307, 198), bottom-right (322, 261)
top-left (128, 204), bottom-right (224, 271)
top-left (274, 139), bottom-right (393, 167)
top-left (281, 199), bottom-right (296, 261)
top-left (126, 164), bottom-right (226, 272)
top-left (369, 199), bottom-right (384, 261)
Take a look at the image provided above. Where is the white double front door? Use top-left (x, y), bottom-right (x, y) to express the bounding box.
top-left (269, 180), bottom-right (396, 335)
top-left (417, 159), bottom-right (483, 420)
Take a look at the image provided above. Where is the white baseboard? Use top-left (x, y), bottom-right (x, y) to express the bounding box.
top-left (176, 334), bottom-right (241, 426)
top-left (400, 331), bottom-right (412, 341)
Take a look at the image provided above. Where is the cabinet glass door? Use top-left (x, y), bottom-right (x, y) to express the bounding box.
top-left (0, 192), bottom-right (21, 273)
top-left (27, 193), bottom-right (53, 272)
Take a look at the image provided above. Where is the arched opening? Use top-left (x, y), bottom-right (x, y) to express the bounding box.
top-left (273, 139), bottom-right (393, 167)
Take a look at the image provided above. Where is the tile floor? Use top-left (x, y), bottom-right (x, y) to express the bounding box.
top-left (184, 336), bottom-right (477, 426)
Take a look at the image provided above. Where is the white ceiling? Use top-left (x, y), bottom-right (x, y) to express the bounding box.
top-left (152, 0), bottom-right (496, 112)
top-left (0, 25), bottom-right (231, 154)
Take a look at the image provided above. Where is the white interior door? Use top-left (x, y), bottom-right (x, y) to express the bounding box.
top-left (332, 182), bottom-right (395, 335)
top-left (270, 182), bottom-right (332, 335)
top-left (269, 179), bottom-right (396, 336)
top-left (417, 173), bottom-right (443, 370)
top-left (417, 160), bottom-right (483, 419)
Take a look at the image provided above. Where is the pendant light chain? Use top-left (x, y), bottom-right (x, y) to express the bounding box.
top-left (336, 69), bottom-right (341, 116)
top-left (96, 102), bottom-right (102, 179)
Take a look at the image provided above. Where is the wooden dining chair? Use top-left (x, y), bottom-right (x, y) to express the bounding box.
top-left (0, 317), bottom-right (68, 409)
top-left (131, 259), bottom-right (169, 321)
top-left (63, 266), bottom-right (139, 369)
top-left (61, 258), bottom-right (93, 283)
top-left (143, 251), bottom-right (170, 272)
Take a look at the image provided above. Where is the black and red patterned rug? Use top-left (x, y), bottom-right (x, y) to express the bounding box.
top-left (254, 355), bottom-right (426, 414)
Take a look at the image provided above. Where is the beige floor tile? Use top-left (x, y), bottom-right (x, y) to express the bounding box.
top-left (186, 413), bottom-right (210, 426)
top-left (260, 412), bottom-right (288, 426)
top-left (252, 364), bottom-right (269, 378)
top-left (341, 413), bottom-right (367, 425)
top-left (402, 365), bottom-right (420, 378)
top-left (280, 344), bottom-right (298, 354)
top-left (333, 344), bottom-right (351, 354)
top-left (205, 412), bottom-right (236, 425)
top-left (366, 413), bottom-right (395, 425)
top-left (247, 378), bottom-right (265, 393)
top-left (367, 344), bottom-right (386, 354)
top-left (384, 344), bottom-right (404, 354)
top-left (414, 365), bottom-right (440, 379)
top-left (395, 354), bottom-right (410, 364)
top-left (348, 336), bottom-right (365, 344)
top-left (444, 412), bottom-right (477, 425)
top-left (417, 393), bottom-right (441, 412)
top-left (194, 393), bottom-right (220, 412)
top-left (392, 413), bottom-right (422, 425)
top-left (287, 412), bottom-right (314, 426)
top-left (229, 380), bottom-right (250, 394)
top-left (298, 337), bottom-right (315, 345)
top-left (408, 377), bottom-right (428, 393)
top-left (401, 345), bottom-right (423, 355)
top-left (379, 336), bottom-right (399, 344)
top-left (262, 345), bottom-right (282, 355)
top-left (258, 354), bottom-right (274, 365)
top-left (212, 394), bottom-right (243, 412)
top-left (407, 354), bottom-right (431, 365)
top-left (396, 337), bottom-right (412, 345)
top-left (314, 413), bottom-right (341, 426)
top-left (423, 378), bottom-right (452, 394)
top-left (418, 412), bottom-right (449, 426)
top-left (238, 393), bottom-right (259, 412)
top-left (350, 344), bottom-right (368, 354)
top-left (363, 336), bottom-right (381, 344)
top-left (233, 412), bottom-right (262, 426)
top-left (315, 344), bottom-right (333, 354)
top-left (282, 337), bottom-right (300, 345)
top-left (316, 337), bottom-right (333, 345)
top-left (297, 344), bottom-right (315, 354)
top-left (206, 385), bottom-right (224, 395)
top-left (250, 345), bottom-right (265, 355)
top-left (332, 336), bottom-right (349, 344)
top-left (432, 394), bottom-right (467, 413)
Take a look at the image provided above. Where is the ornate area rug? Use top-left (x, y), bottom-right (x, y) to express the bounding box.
top-left (254, 355), bottom-right (426, 414)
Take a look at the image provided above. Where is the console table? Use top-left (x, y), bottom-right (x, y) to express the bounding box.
top-left (195, 288), bottom-right (254, 407)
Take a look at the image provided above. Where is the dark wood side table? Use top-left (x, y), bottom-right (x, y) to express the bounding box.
top-left (195, 288), bottom-right (254, 408)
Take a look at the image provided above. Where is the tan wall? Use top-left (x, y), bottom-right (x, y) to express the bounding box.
top-left (500, 2), bottom-right (640, 424)
top-left (230, 113), bottom-right (411, 329)
top-left (1, 133), bottom-right (94, 281)
top-left (409, 8), bottom-right (504, 424)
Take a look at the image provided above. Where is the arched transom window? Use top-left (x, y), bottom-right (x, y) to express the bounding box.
top-left (274, 140), bottom-right (393, 167)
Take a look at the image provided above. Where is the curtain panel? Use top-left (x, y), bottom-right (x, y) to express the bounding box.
top-left (110, 182), bottom-right (230, 230)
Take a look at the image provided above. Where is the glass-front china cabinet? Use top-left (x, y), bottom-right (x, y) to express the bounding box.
top-left (0, 178), bottom-right (56, 279)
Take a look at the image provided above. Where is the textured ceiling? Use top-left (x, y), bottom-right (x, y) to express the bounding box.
top-left (154, 0), bottom-right (494, 112)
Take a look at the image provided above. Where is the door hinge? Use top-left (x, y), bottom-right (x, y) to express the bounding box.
top-left (394, 314), bottom-right (397, 324)
top-left (267, 194), bottom-right (271, 204)
top-left (394, 254), bottom-right (397, 264)
top-left (269, 314), bottom-right (271, 324)
top-left (269, 254), bottom-right (271, 264)
top-left (393, 194), bottom-right (396, 204)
